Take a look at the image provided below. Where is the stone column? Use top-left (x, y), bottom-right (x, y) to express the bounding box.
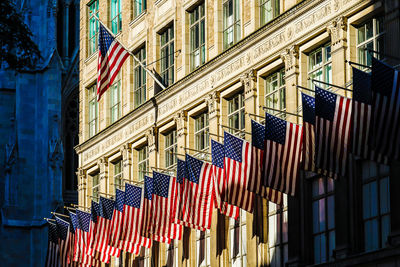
top-left (62, 0), bottom-right (71, 66)
top-left (77, 168), bottom-right (87, 207)
top-left (121, 143), bottom-right (132, 182)
top-left (98, 156), bottom-right (108, 197)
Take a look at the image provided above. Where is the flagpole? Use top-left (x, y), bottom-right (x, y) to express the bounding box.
top-left (92, 14), bottom-right (167, 91)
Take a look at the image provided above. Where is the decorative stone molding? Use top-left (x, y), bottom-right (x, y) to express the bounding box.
top-left (173, 110), bottom-right (188, 138)
top-left (280, 45), bottom-right (299, 77)
top-left (120, 143), bottom-right (132, 169)
top-left (98, 156), bottom-right (108, 180)
top-left (5, 117), bottom-right (17, 173)
top-left (205, 91), bottom-right (220, 119)
top-left (146, 126), bottom-right (158, 152)
top-left (241, 69), bottom-right (257, 100)
top-left (76, 168), bottom-right (86, 191)
top-left (327, 16), bottom-right (348, 50)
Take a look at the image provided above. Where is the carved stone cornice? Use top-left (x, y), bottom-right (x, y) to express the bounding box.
top-left (146, 126), bottom-right (158, 153)
top-left (241, 69), bottom-right (257, 100)
top-left (280, 45), bottom-right (299, 77)
top-left (205, 91), bottom-right (220, 118)
top-left (174, 110), bottom-right (188, 138)
top-left (327, 16), bottom-right (348, 50)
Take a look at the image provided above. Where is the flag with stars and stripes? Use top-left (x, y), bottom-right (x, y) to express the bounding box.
top-left (263, 113), bottom-right (303, 196)
top-left (211, 139), bottom-right (239, 220)
top-left (55, 216), bottom-right (70, 267)
top-left (248, 120), bottom-right (283, 204)
top-left (87, 201), bottom-right (100, 258)
top-left (223, 132), bottom-right (255, 213)
top-left (46, 222), bottom-right (60, 267)
top-left (121, 183), bottom-right (151, 254)
top-left (151, 171), bottom-right (182, 243)
top-left (174, 159), bottom-right (185, 226)
top-left (315, 86), bottom-right (352, 177)
top-left (302, 93), bottom-right (316, 172)
top-left (68, 211), bottom-right (79, 264)
top-left (96, 24), bottom-right (130, 101)
top-left (76, 209), bottom-right (100, 266)
top-left (371, 58), bottom-right (400, 160)
top-left (179, 154), bottom-right (214, 230)
top-left (109, 189), bottom-right (126, 250)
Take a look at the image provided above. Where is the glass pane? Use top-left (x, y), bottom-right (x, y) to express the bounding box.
top-left (319, 198), bottom-right (326, 232)
top-left (241, 225), bottom-right (247, 255)
top-left (380, 177), bottom-right (390, 214)
top-left (358, 26), bottom-right (365, 44)
top-left (312, 200), bottom-right (319, 233)
top-left (269, 214), bottom-right (277, 245)
top-left (328, 230), bottom-right (335, 260)
top-left (363, 184), bottom-right (370, 219)
top-left (381, 215), bottom-right (390, 248)
top-left (366, 20), bottom-right (373, 40)
top-left (314, 235), bottom-right (321, 264)
top-left (282, 210), bottom-right (288, 243)
top-left (327, 196), bottom-right (335, 229)
top-left (365, 219), bottom-right (379, 251)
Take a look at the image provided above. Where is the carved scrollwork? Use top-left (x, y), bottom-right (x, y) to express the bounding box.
top-left (205, 91), bottom-right (220, 117)
top-left (280, 45), bottom-right (299, 76)
top-left (240, 69), bottom-right (257, 100)
top-left (146, 126), bottom-right (158, 152)
top-left (174, 110), bottom-right (188, 138)
top-left (327, 16), bottom-right (347, 49)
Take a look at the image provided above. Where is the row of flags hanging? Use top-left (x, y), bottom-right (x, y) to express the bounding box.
top-left (46, 57), bottom-right (400, 266)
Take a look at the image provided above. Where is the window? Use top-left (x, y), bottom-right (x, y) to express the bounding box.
top-left (165, 130), bottom-right (177, 169)
top-left (223, 0), bottom-right (241, 49)
top-left (110, 78), bottom-right (121, 123)
top-left (113, 160), bottom-right (122, 191)
top-left (135, 247), bottom-right (150, 267)
top-left (228, 92), bottom-right (245, 138)
top-left (195, 113), bottom-right (209, 151)
top-left (268, 196), bottom-right (288, 267)
top-left (189, 2), bottom-right (206, 70)
top-left (134, 47), bottom-right (146, 107)
top-left (166, 240), bottom-right (179, 267)
top-left (230, 211), bottom-right (247, 267)
top-left (362, 161), bottom-right (390, 251)
top-left (312, 177), bottom-right (335, 264)
top-left (133, 0), bottom-right (146, 18)
top-left (160, 26), bottom-right (174, 87)
top-left (196, 230), bottom-right (211, 267)
top-left (308, 43), bottom-right (332, 90)
top-left (92, 173), bottom-right (100, 200)
top-left (357, 17), bottom-right (384, 68)
top-left (88, 0), bottom-right (99, 55)
top-left (260, 0), bottom-right (279, 26)
top-left (265, 68), bottom-right (285, 118)
top-left (137, 146), bottom-right (149, 182)
top-left (88, 85), bottom-right (98, 138)
top-left (110, 0), bottom-right (122, 34)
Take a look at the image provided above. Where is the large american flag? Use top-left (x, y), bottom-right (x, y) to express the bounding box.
top-left (302, 93), bottom-right (316, 172)
top-left (179, 154), bottom-right (214, 230)
top-left (87, 201), bottom-right (100, 258)
top-left (76, 210), bottom-right (99, 266)
top-left (46, 222), bottom-right (60, 267)
top-left (211, 139), bottom-right (239, 220)
top-left (371, 57), bottom-right (400, 160)
top-left (97, 24), bottom-right (129, 101)
top-left (248, 120), bottom-right (283, 204)
top-left (151, 171), bottom-right (182, 243)
top-left (141, 176), bottom-right (157, 242)
top-left (223, 132), bottom-right (254, 213)
top-left (68, 211), bottom-right (79, 265)
top-left (109, 189), bottom-right (125, 250)
top-left (315, 86), bottom-right (352, 177)
top-left (263, 113), bottom-right (303, 196)
top-left (55, 217), bottom-right (70, 267)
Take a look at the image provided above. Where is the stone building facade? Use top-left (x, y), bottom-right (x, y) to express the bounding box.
top-left (76, 0), bottom-right (400, 266)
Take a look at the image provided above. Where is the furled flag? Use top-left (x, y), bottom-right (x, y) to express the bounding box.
top-left (109, 189), bottom-right (125, 250)
top-left (315, 86), bottom-right (352, 177)
top-left (68, 211), bottom-right (79, 264)
top-left (179, 154), bottom-right (214, 230)
top-left (248, 120), bottom-right (284, 204)
top-left (121, 183), bottom-right (151, 254)
top-left (301, 93), bottom-right (316, 172)
top-left (55, 216), bottom-right (70, 267)
top-left (174, 159), bottom-right (185, 226)
top-left (263, 113), bottom-right (303, 196)
top-left (76, 209), bottom-right (99, 266)
top-left (151, 171), bottom-right (183, 243)
top-left (46, 222), bottom-right (60, 267)
top-left (211, 139), bottom-right (239, 220)
top-left (371, 57), bottom-right (400, 160)
top-left (87, 201), bottom-right (100, 258)
top-left (97, 24), bottom-right (130, 101)
top-left (223, 132), bottom-right (254, 213)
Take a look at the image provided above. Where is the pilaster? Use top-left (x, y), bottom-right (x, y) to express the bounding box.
top-left (98, 156), bottom-right (108, 195)
top-left (146, 126), bottom-right (158, 173)
top-left (77, 168), bottom-right (87, 207)
top-left (120, 143), bottom-right (132, 182)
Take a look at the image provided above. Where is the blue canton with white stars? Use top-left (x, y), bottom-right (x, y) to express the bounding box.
top-left (125, 183), bottom-right (142, 209)
top-left (91, 201), bottom-right (100, 223)
top-left (69, 211), bottom-right (79, 232)
top-left (224, 132), bottom-right (243, 162)
top-left (55, 217), bottom-right (69, 240)
top-left (177, 159), bottom-right (186, 184)
top-left (153, 171), bottom-right (170, 198)
top-left (211, 140), bottom-right (224, 168)
top-left (77, 210), bottom-right (91, 232)
top-left (265, 113), bottom-right (287, 145)
top-left (352, 68), bottom-right (372, 104)
top-left (115, 189), bottom-right (125, 212)
top-left (98, 24), bottom-right (114, 57)
top-left (49, 223), bottom-right (58, 243)
top-left (251, 120), bottom-right (265, 150)
top-left (100, 197), bottom-right (115, 220)
top-left (315, 86), bottom-right (337, 121)
top-left (185, 154), bottom-right (202, 184)
top-left (372, 57), bottom-right (395, 96)
top-left (144, 176), bottom-right (154, 200)
top-left (302, 93), bottom-right (315, 125)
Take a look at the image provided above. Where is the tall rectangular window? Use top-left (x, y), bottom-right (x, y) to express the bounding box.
top-left (312, 177), bottom-right (335, 264)
top-left (308, 43), bottom-right (332, 90)
top-left (260, 0), bottom-right (279, 26)
top-left (362, 161), bottom-right (390, 251)
top-left (110, 78), bottom-right (121, 123)
top-left (223, 0), bottom-right (240, 49)
top-left (265, 68), bottom-right (285, 118)
top-left (228, 92), bottom-right (245, 138)
top-left (196, 230), bottom-right (211, 267)
top-left (92, 173), bottom-right (100, 200)
top-left (137, 146), bottom-right (149, 182)
top-left (189, 2), bottom-right (206, 70)
top-left (88, 85), bottom-right (98, 138)
top-left (135, 247), bottom-right (150, 267)
top-left (357, 17), bottom-right (384, 68)
top-left (134, 0), bottom-right (146, 18)
top-left (111, 0), bottom-right (122, 34)
top-left (268, 196), bottom-right (288, 267)
top-left (113, 160), bottom-right (122, 190)
top-left (160, 26), bottom-right (174, 87)
top-left (195, 113), bottom-right (209, 151)
top-left (134, 46), bottom-right (146, 107)
top-left (166, 240), bottom-right (179, 267)
top-left (229, 211), bottom-right (247, 267)
top-left (88, 0), bottom-right (99, 55)
top-left (165, 130), bottom-right (177, 169)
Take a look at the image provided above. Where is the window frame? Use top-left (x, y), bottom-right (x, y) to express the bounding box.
top-left (223, 0), bottom-right (241, 50)
top-left (113, 160), bottom-right (123, 192)
top-left (196, 229), bottom-right (211, 267)
top-left (189, 2), bottom-right (206, 71)
top-left (164, 130), bottom-right (177, 170)
top-left (227, 92), bottom-right (245, 139)
top-left (110, 0), bottom-right (122, 34)
top-left (268, 196), bottom-right (288, 267)
top-left (88, 85), bottom-right (98, 138)
top-left (134, 46), bottom-right (147, 108)
top-left (88, 0), bottom-right (99, 56)
top-left (229, 210), bottom-right (247, 266)
top-left (110, 77), bottom-right (121, 124)
top-left (160, 25), bottom-right (175, 87)
top-left (265, 68), bottom-right (286, 119)
top-left (307, 43), bottom-right (332, 90)
top-left (91, 173), bottom-right (100, 200)
top-left (259, 0), bottom-right (279, 26)
top-left (137, 146), bottom-right (149, 182)
top-left (133, 0), bottom-right (146, 18)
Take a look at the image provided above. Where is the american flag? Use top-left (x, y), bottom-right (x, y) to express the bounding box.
top-left (121, 183), bottom-right (151, 254)
top-left (140, 176), bottom-right (159, 242)
top-left (55, 217), bottom-right (70, 267)
top-left (87, 201), bottom-right (100, 258)
top-left (179, 154), bottom-right (214, 230)
top-left (76, 209), bottom-right (99, 266)
top-left (109, 189), bottom-right (125, 250)
top-left (211, 139), bottom-right (239, 220)
top-left (248, 120), bottom-right (284, 204)
top-left (315, 86), bottom-right (352, 177)
top-left (223, 132), bottom-right (255, 213)
top-left (263, 113), bottom-right (303, 196)
top-left (68, 211), bottom-right (79, 265)
top-left (371, 58), bottom-right (400, 160)
top-left (302, 93), bottom-right (316, 172)
top-left (46, 222), bottom-right (60, 267)
top-left (97, 24), bottom-right (130, 101)
top-left (151, 171), bottom-right (182, 243)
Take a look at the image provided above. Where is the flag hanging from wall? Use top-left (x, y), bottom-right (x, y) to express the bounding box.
top-left (301, 93), bottom-right (316, 172)
top-left (46, 222), bottom-right (60, 267)
top-left (55, 216), bottom-right (70, 267)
